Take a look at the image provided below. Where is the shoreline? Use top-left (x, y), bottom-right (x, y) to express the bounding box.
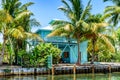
top-left (0, 62), bottom-right (120, 76)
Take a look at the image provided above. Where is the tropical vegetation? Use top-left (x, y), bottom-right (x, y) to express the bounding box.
top-left (17, 43), bottom-right (61, 67)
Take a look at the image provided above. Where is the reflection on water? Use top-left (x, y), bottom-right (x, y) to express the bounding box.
top-left (1, 73), bottom-right (120, 80)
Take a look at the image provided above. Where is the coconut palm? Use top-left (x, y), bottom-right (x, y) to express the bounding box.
top-left (104, 0), bottom-right (120, 27)
top-left (85, 14), bottom-right (115, 64)
top-left (0, 10), bottom-right (13, 64)
top-left (47, 0), bottom-right (92, 65)
top-left (1, 0), bottom-right (42, 64)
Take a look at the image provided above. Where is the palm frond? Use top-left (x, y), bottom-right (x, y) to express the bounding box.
top-left (76, 20), bottom-right (89, 31)
top-left (47, 28), bottom-right (63, 37)
top-left (102, 13), bottom-right (113, 20)
top-left (99, 34), bottom-right (115, 53)
top-left (61, 0), bottom-right (71, 11)
top-left (64, 24), bottom-right (74, 32)
top-left (15, 10), bottom-right (33, 20)
top-left (25, 32), bottom-right (43, 42)
top-left (50, 20), bottom-right (70, 26)
top-left (96, 23), bottom-right (108, 27)
top-left (6, 26), bottom-right (25, 39)
top-left (14, 1), bottom-right (22, 9)
top-left (20, 2), bottom-right (34, 11)
top-left (69, 0), bottom-right (83, 20)
top-left (30, 18), bottom-right (40, 27)
top-left (58, 6), bottom-right (69, 13)
top-left (80, 0), bottom-right (92, 20)
top-left (104, 6), bottom-right (116, 13)
top-left (104, 5), bottom-right (120, 26)
top-left (0, 10), bottom-right (13, 23)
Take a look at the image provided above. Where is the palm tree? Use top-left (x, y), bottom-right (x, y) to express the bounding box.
top-left (85, 14), bottom-right (115, 64)
top-left (47, 0), bottom-right (92, 65)
top-left (0, 10), bottom-right (13, 64)
top-left (1, 0), bottom-right (42, 64)
top-left (104, 0), bottom-right (120, 27)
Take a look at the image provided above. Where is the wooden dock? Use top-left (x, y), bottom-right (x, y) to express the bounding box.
top-left (51, 62), bottom-right (120, 75)
top-left (0, 62), bottom-right (120, 76)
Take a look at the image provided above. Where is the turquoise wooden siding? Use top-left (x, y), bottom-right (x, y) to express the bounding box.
top-left (69, 41), bottom-right (88, 64)
top-left (80, 41), bottom-right (88, 64)
top-left (70, 45), bottom-right (78, 63)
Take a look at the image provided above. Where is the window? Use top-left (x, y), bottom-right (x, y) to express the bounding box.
top-left (64, 52), bottom-right (69, 58)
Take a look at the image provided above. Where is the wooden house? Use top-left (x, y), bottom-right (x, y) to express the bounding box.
top-left (36, 26), bottom-right (88, 64)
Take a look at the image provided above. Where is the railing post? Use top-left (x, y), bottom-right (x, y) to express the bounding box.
top-left (52, 65), bottom-right (55, 75)
top-left (73, 64), bottom-right (76, 74)
top-left (92, 65), bottom-right (94, 73)
top-left (108, 65), bottom-right (111, 73)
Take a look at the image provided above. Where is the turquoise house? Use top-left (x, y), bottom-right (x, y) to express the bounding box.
top-left (36, 26), bottom-right (88, 64)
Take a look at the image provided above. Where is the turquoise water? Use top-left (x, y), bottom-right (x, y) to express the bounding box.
top-left (1, 73), bottom-right (120, 80)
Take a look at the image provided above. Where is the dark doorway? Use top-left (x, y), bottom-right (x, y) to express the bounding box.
top-left (62, 52), bottom-right (70, 63)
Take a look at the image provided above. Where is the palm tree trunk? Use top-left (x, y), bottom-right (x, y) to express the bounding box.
top-left (91, 40), bottom-right (95, 64)
top-left (76, 40), bottom-right (81, 65)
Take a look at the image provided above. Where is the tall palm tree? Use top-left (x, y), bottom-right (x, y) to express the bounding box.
top-left (0, 10), bottom-right (13, 64)
top-left (47, 0), bottom-right (92, 65)
top-left (1, 0), bottom-right (41, 64)
top-left (104, 0), bottom-right (120, 27)
top-left (85, 14), bottom-right (115, 64)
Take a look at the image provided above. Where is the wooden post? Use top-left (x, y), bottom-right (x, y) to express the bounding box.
top-left (52, 65), bottom-right (55, 75)
top-left (108, 65), bottom-right (111, 73)
top-left (73, 64), bottom-right (76, 74)
top-left (92, 65), bottom-right (94, 73)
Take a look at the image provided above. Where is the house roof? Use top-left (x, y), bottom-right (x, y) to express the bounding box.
top-left (36, 25), bottom-right (53, 33)
top-left (40, 25), bottom-right (53, 30)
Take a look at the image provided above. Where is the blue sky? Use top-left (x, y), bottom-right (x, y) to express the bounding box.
top-left (20, 0), bottom-right (113, 32)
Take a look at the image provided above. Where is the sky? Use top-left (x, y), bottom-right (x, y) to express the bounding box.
top-left (20, 0), bottom-right (113, 32)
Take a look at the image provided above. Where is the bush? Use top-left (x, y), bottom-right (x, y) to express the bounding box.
top-left (32, 43), bottom-right (61, 67)
top-left (17, 43), bottom-right (61, 67)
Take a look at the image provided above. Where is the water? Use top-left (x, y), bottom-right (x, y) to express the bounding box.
top-left (1, 73), bottom-right (120, 80)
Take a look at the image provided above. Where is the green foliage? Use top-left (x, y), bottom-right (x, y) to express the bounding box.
top-left (112, 52), bottom-right (120, 62)
top-left (97, 51), bottom-right (120, 62)
top-left (17, 50), bottom-right (30, 67)
top-left (97, 51), bottom-right (114, 62)
top-left (32, 43), bottom-right (61, 65)
top-left (17, 43), bottom-right (61, 67)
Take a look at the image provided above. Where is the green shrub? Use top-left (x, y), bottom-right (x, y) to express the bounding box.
top-left (17, 43), bottom-right (61, 67)
top-left (32, 43), bottom-right (61, 66)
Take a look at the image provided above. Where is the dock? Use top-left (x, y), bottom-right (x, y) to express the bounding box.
top-left (51, 62), bottom-right (120, 75)
top-left (0, 62), bottom-right (120, 76)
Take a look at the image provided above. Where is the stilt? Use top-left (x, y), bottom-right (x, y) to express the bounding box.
top-left (73, 64), bottom-right (76, 74)
top-left (92, 65), bottom-right (94, 73)
top-left (52, 65), bottom-right (54, 75)
top-left (108, 65), bottom-right (111, 73)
